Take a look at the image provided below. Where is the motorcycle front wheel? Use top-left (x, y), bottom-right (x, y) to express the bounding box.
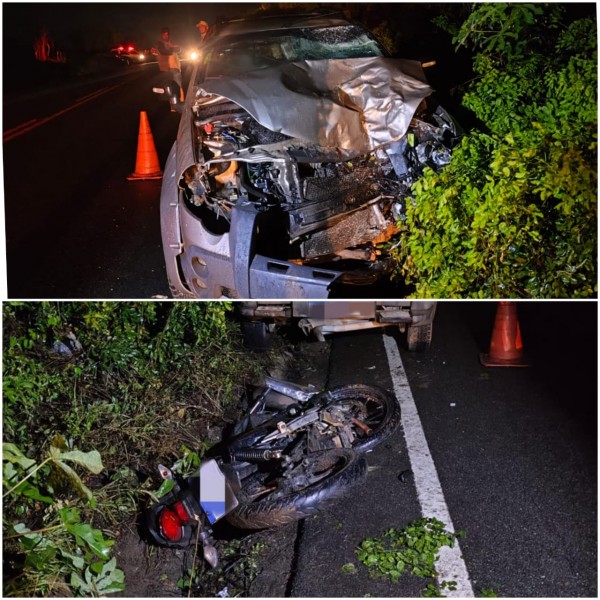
top-left (226, 448), bottom-right (367, 530)
top-left (320, 384), bottom-right (401, 453)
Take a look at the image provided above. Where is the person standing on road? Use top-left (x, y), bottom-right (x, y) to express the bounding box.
top-left (195, 20), bottom-right (210, 44)
top-left (153, 27), bottom-right (184, 102)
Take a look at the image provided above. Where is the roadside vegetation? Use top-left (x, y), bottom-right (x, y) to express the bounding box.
top-left (345, 518), bottom-right (496, 598)
top-left (344, 517), bottom-right (464, 597)
top-left (2, 302), bottom-right (266, 597)
top-left (391, 3), bottom-right (597, 298)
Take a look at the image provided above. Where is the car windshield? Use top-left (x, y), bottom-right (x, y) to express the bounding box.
top-left (205, 25), bottom-right (384, 77)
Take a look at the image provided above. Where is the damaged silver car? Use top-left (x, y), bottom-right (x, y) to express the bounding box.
top-left (159, 13), bottom-right (458, 298)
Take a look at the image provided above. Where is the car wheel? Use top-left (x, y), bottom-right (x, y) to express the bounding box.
top-left (406, 323), bottom-right (433, 352)
top-left (242, 321), bottom-right (272, 352)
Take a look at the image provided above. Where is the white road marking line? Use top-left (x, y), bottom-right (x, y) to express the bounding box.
top-left (383, 334), bottom-right (474, 597)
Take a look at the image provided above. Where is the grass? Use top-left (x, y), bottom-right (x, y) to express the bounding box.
top-left (2, 302), bottom-right (271, 597)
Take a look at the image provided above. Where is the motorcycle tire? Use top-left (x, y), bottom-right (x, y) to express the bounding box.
top-left (226, 448), bottom-right (367, 530)
top-left (319, 384), bottom-right (401, 453)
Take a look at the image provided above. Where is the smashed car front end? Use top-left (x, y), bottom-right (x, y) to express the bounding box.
top-left (161, 31), bottom-right (458, 299)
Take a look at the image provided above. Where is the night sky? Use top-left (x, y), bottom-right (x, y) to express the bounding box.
top-left (2, 3), bottom-right (595, 95)
top-left (2, 2), bottom-right (264, 52)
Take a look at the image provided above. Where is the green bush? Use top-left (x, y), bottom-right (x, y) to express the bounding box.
top-left (3, 301), bottom-right (264, 597)
top-left (393, 6), bottom-right (597, 297)
top-left (2, 302), bottom-right (240, 450)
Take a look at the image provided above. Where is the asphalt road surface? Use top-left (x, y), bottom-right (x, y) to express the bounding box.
top-left (243, 302), bottom-right (597, 597)
top-left (3, 63), bottom-right (185, 298)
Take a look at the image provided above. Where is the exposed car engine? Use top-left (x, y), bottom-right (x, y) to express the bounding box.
top-left (181, 94), bottom-right (457, 272)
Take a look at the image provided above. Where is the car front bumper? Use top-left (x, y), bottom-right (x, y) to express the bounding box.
top-left (161, 145), bottom-right (343, 299)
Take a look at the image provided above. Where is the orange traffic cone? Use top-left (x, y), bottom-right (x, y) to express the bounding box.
top-left (480, 302), bottom-right (529, 367)
top-left (127, 111), bottom-right (163, 181)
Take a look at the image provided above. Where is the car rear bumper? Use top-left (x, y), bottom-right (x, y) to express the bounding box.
top-left (239, 301), bottom-right (437, 326)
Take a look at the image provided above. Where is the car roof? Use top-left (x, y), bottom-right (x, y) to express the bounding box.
top-left (207, 12), bottom-right (354, 41)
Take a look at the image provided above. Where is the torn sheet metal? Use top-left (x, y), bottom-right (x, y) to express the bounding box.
top-left (198, 57), bottom-right (433, 152)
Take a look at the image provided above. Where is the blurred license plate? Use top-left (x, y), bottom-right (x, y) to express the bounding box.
top-left (199, 459), bottom-right (239, 524)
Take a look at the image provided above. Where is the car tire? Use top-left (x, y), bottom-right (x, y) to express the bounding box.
top-left (406, 323), bottom-right (433, 352)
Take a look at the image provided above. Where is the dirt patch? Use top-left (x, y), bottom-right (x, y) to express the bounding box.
top-left (248, 522), bottom-right (299, 597)
top-left (113, 527), bottom-right (187, 597)
top-left (266, 339), bottom-right (331, 385)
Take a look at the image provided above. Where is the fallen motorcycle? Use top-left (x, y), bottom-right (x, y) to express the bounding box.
top-left (145, 377), bottom-right (400, 566)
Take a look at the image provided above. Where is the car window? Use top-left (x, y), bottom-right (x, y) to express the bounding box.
top-left (204, 25), bottom-right (384, 77)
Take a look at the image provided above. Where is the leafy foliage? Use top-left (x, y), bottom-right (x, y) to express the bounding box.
top-left (4, 435), bottom-right (103, 505)
top-left (2, 302), bottom-right (246, 456)
top-left (451, 3), bottom-right (554, 59)
top-left (6, 515), bottom-right (124, 597)
top-left (421, 581), bottom-right (457, 597)
top-left (393, 6), bottom-right (597, 297)
top-left (3, 442), bottom-right (124, 597)
top-left (354, 517), bottom-right (465, 593)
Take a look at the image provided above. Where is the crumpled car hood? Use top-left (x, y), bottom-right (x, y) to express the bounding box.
top-left (198, 57), bottom-right (433, 153)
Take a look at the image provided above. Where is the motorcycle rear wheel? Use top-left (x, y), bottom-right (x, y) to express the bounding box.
top-left (226, 448), bottom-right (366, 529)
top-left (320, 384), bottom-right (401, 453)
